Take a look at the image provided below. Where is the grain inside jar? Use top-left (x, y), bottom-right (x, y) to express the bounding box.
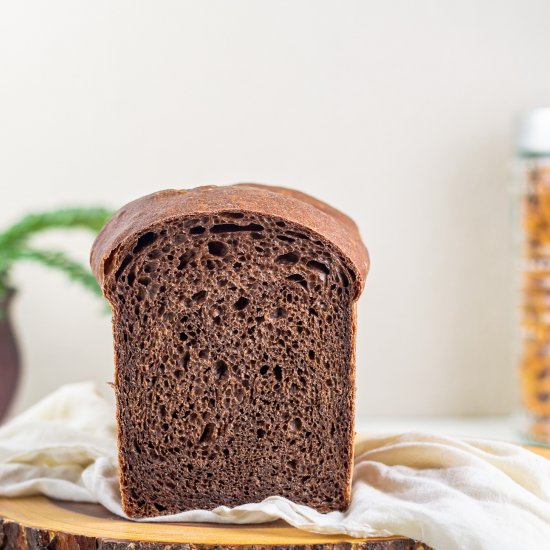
top-left (518, 108), bottom-right (550, 444)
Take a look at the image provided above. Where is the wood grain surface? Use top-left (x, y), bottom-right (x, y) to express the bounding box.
top-left (0, 444), bottom-right (547, 549)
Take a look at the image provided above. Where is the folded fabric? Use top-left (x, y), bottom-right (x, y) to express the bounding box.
top-left (1, 383), bottom-right (549, 550)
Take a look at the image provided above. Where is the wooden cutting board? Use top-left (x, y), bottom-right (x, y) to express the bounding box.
top-left (0, 444), bottom-right (547, 549)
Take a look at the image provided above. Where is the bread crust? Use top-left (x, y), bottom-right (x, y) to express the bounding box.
top-left (91, 184), bottom-right (369, 299)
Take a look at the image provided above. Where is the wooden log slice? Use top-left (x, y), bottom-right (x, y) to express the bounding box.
top-left (0, 496), bottom-right (428, 549)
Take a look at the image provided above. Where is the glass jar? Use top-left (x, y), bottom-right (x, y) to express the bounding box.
top-left (517, 108), bottom-right (550, 445)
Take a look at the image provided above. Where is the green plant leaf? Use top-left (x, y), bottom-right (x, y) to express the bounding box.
top-left (0, 207), bottom-right (113, 252)
top-left (0, 206), bottom-right (114, 313)
top-left (13, 247), bottom-right (105, 299)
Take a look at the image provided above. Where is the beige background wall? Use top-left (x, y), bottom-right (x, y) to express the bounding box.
top-left (2, 0), bottom-right (550, 419)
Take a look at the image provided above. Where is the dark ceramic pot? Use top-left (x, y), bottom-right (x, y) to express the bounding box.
top-left (0, 289), bottom-right (20, 423)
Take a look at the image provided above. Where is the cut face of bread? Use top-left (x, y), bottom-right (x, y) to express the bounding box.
top-left (91, 185), bottom-right (368, 518)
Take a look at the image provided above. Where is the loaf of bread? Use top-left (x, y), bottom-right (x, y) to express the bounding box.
top-left (91, 184), bottom-right (369, 518)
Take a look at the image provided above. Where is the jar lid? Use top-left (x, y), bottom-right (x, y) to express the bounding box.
top-left (518, 108), bottom-right (550, 156)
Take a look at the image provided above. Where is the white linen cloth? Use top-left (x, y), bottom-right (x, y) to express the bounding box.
top-left (1, 383), bottom-right (550, 550)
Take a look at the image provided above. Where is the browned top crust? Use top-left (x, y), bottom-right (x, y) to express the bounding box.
top-left (90, 183), bottom-right (369, 298)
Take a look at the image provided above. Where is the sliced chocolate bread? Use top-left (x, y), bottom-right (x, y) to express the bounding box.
top-left (91, 184), bottom-right (369, 518)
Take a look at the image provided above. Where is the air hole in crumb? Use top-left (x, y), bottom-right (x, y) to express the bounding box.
top-left (138, 277), bottom-right (151, 286)
top-left (208, 241), bottom-right (227, 257)
top-left (306, 260), bottom-right (330, 280)
top-left (235, 387), bottom-right (245, 402)
top-left (277, 234), bottom-right (295, 243)
top-left (287, 230), bottom-right (309, 240)
top-left (273, 366), bottom-right (282, 381)
top-left (192, 290), bottom-right (207, 303)
top-left (288, 459), bottom-right (297, 469)
top-left (115, 255), bottom-right (133, 280)
top-left (211, 223), bottom-right (264, 234)
top-left (103, 250), bottom-right (116, 277)
top-left (215, 360), bottom-right (228, 381)
top-left (182, 351), bottom-right (190, 369)
top-left (133, 232), bottom-right (158, 253)
top-left (287, 273), bottom-right (308, 289)
top-left (287, 419), bottom-right (303, 434)
top-left (308, 350), bottom-right (315, 360)
top-left (199, 349), bottom-right (209, 359)
top-left (269, 307), bottom-right (286, 319)
top-left (174, 369), bottom-right (183, 379)
top-left (290, 383), bottom-right (298, 394)
top-left (154, 502), bottom-right (167, 512)
top-left (340, 270), bottom-right (350, 287)
top-left (257, 428), bottom-right (266, 438)
top-left (199, 423), bottom-right (215, 443)
top-left (179, 332), bottom-right (188, 341)
top-left (276, 221), bottom-right (286, 227)
top-left (234, 297), bottom-right (249, 310)
top-left (275, 252), bottom-right (299, 265)
top-left (260, 365), bottom-right (269, 375)
top-left (127, 272), bottom-right (135, 286)
top-left (177, 251), bottom-right (195, 270)
top-left (190, 226), bottom-right (206, 235)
